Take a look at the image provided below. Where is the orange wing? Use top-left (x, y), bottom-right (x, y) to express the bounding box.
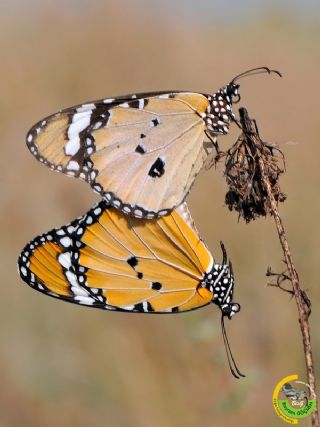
top-left (18, 201), bottom-right (216, 312)
top-left (17, 221), bottom-right (98, 306)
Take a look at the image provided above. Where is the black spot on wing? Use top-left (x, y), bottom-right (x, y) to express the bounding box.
top-left (134, 303), bottom-right (144, 312)
top-left (148, 157), bottom-right (165, 178)
top-left (89, 109), bottom-right (111, 129)
top-left (135, 144), bottom-right (146, 154)
top-left (130, 100), bottom-right (140, 108)
top-left (147, 302), bottom-right (154, 312)
top-left (151, 117), bottom-right (160, 127)
top-left (137, 272), bottom-right (143, 279)
top-left (151, 282), bottom-right (162, 290)
top-left (129, 99), bottom-right (149, 109)
top-left (127, 256), bottom-right (138, 268)
top-left (134, 302), bottom-right (153, 312)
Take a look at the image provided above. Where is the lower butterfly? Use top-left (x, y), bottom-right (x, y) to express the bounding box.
top-left (18, 201), bottom-right (239, 314)
top-left (18, 201), bottom-right (243, 377)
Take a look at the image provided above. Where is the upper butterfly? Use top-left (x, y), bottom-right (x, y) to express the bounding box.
top-left (26, 67), bottom-right (280, 219)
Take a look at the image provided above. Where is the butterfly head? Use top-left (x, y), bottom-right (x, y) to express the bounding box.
top-left (225, 82), bottom-right (240, 103)
top-left (206, 67), bottom-right (281, 136)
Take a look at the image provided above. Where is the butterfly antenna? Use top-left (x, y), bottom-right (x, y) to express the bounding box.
top-left (231, 66), bottom-right (282, 84)
top-left (229, 259), bottom-right (233, 272)
top-left (221, 315), bottom-right (246, 379)
top-left (220, 241), bottom-right (227, 265)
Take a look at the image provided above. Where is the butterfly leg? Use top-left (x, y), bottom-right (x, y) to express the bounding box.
top-left (205, 130), bottom-right (221, 155)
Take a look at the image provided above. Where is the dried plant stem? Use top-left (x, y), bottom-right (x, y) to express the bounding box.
top-left (239, 108), bottom-right (319, 426)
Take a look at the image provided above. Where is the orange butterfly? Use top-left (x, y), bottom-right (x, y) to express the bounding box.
top-left (18, 201), bottom-right (240, 314)
top-left (18, 201), bottom-right (243, 376)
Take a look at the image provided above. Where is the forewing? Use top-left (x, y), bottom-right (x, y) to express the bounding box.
top-left (26, 92), bottom-right (165, 178)
top-left (17, 221), bottom-right (107, 307)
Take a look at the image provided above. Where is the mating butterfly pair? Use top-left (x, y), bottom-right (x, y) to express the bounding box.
top-left (18, 67), bottom-right (279, 377)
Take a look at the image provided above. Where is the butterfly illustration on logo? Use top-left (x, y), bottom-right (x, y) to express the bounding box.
top-left (281, 383), bottom-right (309, 406)
top-left (26, 67), bottom-right (280, 219)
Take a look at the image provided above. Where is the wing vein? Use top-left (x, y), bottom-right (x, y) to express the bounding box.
top-left (128, 218), bottom-right (202, 280)
top-left (156, 220), bottom-right (202, 274)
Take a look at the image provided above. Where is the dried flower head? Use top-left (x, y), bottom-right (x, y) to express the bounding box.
top-left (223, 108), bottom-right (286, 222)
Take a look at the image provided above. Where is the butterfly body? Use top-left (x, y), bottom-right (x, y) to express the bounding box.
top-left (18, 201), bottom-right (239, 316)
top-left (26, 83), bottom-right (238, 218)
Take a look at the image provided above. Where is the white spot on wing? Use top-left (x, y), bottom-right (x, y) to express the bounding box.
top-left (94, 207), bottom-right (102, 215)
top-left (72, 286), bottom-right (89, 297)
top-left (103, 98), bottom-right (115, 104)
top-left (20, 266), bottom-right (27, 277)
top-left (93, 121), bottom-right (102, 130)
top-left (86, 216), bottom-right (93, 224)
top-left (58, 252), bottom-right (72, 269)
top-left (78, 103), bottom-right (95, 111)
top-left (67, 160), bottom-right (80, 170)
top-left (122, 305), bottom-right (135, 311)
top-left (138, 99), bottom-right (145, 109)
top-left (65, 271), bottom-right (79, 287)
top-left (66, 110), bottom-right (92, 155)
top-left (60, 237), bottom-right (72, 247)
top-left (76, 296), bottom-right (94, 305)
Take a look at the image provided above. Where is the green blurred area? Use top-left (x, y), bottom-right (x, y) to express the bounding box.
top-left (0, 1), bottom-right (319, 426)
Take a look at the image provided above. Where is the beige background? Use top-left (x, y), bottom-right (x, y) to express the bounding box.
top-left (1, 1), bottom-right (319, 426)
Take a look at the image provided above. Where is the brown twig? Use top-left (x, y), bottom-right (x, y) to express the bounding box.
top-left (224, 108), bottom-right (318, 425)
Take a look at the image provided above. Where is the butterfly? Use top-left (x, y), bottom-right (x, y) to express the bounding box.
top-left (18, 201), bottom-right (243, 376)
top-left (26, 67), bottom-right (280, 219)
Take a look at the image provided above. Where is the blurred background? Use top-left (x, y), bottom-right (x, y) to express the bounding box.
top-left (1, 1), bottom-right (319, 426)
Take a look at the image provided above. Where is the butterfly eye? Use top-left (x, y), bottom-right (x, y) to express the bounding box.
top-left (233, 84), bottom-right (240, 96)
top-left (230, 84), bottom-right (241, 103)
top-left (230, 302), bottom-right (241, 316)
top-left (221, 302), bottom-right (240, 319)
